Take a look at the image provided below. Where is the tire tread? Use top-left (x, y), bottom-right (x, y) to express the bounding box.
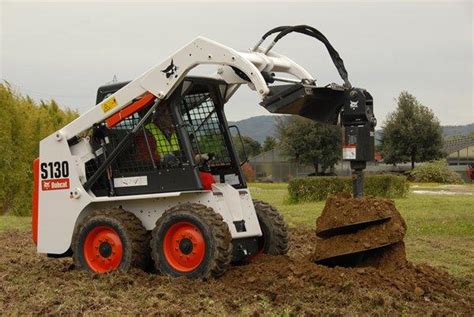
top-left (253, 200), bottom-right (289, 255)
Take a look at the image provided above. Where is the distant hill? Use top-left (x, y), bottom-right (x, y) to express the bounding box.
top-left (442, 123), bottom-right (474, 138)
top-left (231, 115), bottom-right (474, 144)
top-left (229, 115), bottom-right (280, 143)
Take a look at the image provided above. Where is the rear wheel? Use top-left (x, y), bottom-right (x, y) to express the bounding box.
top-left (253, 200), bottom-right (289, 256)
top-left (73, 208), bottom-right (149, 273)
top-left (151, 203), bottom-right (232, 278)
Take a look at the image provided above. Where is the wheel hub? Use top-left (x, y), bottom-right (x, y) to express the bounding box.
top-left (99, 242), bottom-right (113, 258)
top-left (179, 238), bottom-right (193, 255)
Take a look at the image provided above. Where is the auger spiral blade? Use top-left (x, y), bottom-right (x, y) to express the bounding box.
top-left (312, 194), bottom-right (406, 268)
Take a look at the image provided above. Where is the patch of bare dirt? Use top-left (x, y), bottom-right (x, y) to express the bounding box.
top-left (0, 228), bottom-right (472, 315)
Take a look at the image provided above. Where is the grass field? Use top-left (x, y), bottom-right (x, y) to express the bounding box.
top-left (2, 182), bottom-right (473, 278)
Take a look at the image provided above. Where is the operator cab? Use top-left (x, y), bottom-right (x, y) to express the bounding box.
top-left (86, 77), bottom-right (246, 197)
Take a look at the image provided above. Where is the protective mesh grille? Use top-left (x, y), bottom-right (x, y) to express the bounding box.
top-left (96, 104), bottom-right (188, 175)
top-left (180, 93), bottom-right (231, 167)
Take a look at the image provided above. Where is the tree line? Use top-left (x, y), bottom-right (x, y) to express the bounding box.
top-left (0, 84), bottom-right (78, 215)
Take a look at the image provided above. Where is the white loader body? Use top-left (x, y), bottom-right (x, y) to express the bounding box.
top-left (35, 36), bottom-right (312, 255)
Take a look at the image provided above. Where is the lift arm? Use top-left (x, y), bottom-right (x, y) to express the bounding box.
top-left (59, 37), bottom-right (273, 140)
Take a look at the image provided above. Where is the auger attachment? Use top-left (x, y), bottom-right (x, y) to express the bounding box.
top-left (312, 194), bottom-right (407, 268)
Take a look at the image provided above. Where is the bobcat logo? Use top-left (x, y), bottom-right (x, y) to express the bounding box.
top-left (161, 59), bottom-right (178, 79)
top-left (350, 100), bottom-right (359, 110)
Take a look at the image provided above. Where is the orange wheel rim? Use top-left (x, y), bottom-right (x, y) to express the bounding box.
top-left (163, 221), bottom-right (206, 272)
top-left (83, 226), bottom-right (123, 273)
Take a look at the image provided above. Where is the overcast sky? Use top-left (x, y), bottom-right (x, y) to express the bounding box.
top-left (1, 1), bottom-right (473, 125)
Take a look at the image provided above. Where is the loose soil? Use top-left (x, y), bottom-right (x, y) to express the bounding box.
top-left (1, 229), bottom-right (472, 315)
top-left (315, 193), bottom-right (403, 235)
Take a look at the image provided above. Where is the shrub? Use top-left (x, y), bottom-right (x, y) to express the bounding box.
top-left (364, 174), bottom-right (410, 198)
top-left (410, 160), bottom-right (463, 184)
top-left (288, 174), bottom-right (409, 203)
top-left (242, 163), bottom-right (256, 182)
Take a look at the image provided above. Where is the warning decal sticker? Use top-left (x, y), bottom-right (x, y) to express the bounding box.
top-left (343, 145), bottom-right (357, 160)
top-left (101, 96), bottom-right (118, 113)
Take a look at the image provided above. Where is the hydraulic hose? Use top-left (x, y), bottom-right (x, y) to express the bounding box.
top-left (252, 25), bottom-right (291, 51)
top-left (257, 25), bottom-right (352, 88)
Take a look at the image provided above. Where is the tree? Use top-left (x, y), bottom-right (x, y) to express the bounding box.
top-left (233, 135), bottom-right (261, 160)
top-left (0, 83), bottom-right (78, 215)
top-left (381, 91), bottom-right (444, 169)
top-left (276, 116), bottom-right (342, 174)
top-left (262, 136), bottom-right (277, 152)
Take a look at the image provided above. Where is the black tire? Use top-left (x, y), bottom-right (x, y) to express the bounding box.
top-left (150, 203), bottom-right (232, 279)
top-left (254, 200), bottom-right (289, 255)
top-left (72, 208), bottom-right (149, 273)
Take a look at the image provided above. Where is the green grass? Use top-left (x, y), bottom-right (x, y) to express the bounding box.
top-left (1, 182), bottom-right (473, 277)
top-left (0, 215), bottom-right (30, 232)
top-left (249, 182), bottom-right (474, 277)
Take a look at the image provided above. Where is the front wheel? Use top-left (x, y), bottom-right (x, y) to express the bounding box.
top-left (254, 200), bottom-right (289, 256)
top-left (150, 204), bottom-right (232, 278)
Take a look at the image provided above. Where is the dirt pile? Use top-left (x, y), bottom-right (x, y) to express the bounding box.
top-left (313, 193), bottom-right (407, 269)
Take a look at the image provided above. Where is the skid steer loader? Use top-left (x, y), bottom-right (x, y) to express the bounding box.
top-left (32, 25), bottom-right (379, 278)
